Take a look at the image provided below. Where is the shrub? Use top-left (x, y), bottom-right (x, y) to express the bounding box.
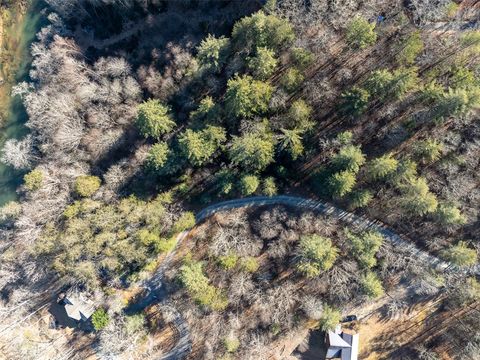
top-left (291, 47), bottom-right (314, 70)
top-left (124, 314), bottom-right (145, 335)
top-left (365, 68), bottom-right (418, 100)
top-left (218, 253), bottom-right (239, 270)
top-left (224, 335), bottom-right (240, 353)
top-left (278, 128), bottom-right (304, 160)
top-left (318, 304), bottom-right (341, 331)
top-left (296, 235), bottom-right (339, 277)
top-left (179, 261), bottom-right (228, 311)
top-left (146, 142), bottom-right (170, 171)
top-left (262, 177), bottom-right (278, 197)
top-left (346, 229), bottom-right (383, 268)
top-left (196, 34), bottom-right (230, 72)
top-left (432, 87), bottom-right (480, 122)
top-left (435, 203), bottom-right (466, 226)
top-left (231, 10), bottom-right (294, 52)
top-left (179, 126), bottom-right (227, 166)
top-left (24, 169), bottom-right (43, 191)
top-left (340, 86), bottom-right (370, 116)
top-left (329, 171), bottom-right (357, 198)
top-left (280, 68), bottom-right (304, 93)
top-left (240, 257), bottom-right (260, 273)
top-left (136, 99), bottom-right (175, 139)
top-left (229, 133), bottom-right (275, 172)
top-left (389, 159), bottom-right (417, 187)
top-left (348, 189), bottom-right (373, 210)
top-left (91, 308), bottom-right (109, 331)
top-left (0, 201), bottom-right (22, 222)
top-left (154, 236), bottom-right (178, 253)
top-left (441, 242), bottom-right (477, 267)
top-left (368, 154), bottom-right (398, 180)
top-left (360, 271), bottom-right (384, 299)
top-left (74, 175), bottom-right (101, 197)
top-left (400, 177), bottom-right (438, 216)
top-left (332, 145), bottom-right (366, 173)
top-left (288, 99), bottom-right (313, 131)
top-left (247, 47), bottom-right (278, 80)
top-left (397, 31), bottom-right (424, 65)
top-left (190, 96), bottom-right (218, 122)
top-left (414, 139), bottom-right (443, 164)
top-left (225, 74), bottom-right (273, 118)
top-left (346, 17), bottom-right (377, 49)
top-left (172, 212), bottom-right (195, 233)
top-left (240, 175), bottom-right (260, 196)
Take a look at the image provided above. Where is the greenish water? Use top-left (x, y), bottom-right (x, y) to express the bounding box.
top-left (0, 2), bottom-right (44, 206)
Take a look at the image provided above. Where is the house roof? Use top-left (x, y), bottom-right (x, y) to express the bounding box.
top-left (64, 293), bottom-right (95, 321)
top-left (326, 330), bottom-right (359, 360)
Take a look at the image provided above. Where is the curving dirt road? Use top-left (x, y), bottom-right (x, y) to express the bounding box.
top-left (139, 195), bottom-right (477, 360)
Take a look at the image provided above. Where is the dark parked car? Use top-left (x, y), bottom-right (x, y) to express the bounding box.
top-left (341, 315), bottom-right (358, 323)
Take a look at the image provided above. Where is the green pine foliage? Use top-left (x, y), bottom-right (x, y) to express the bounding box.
top-left (346, 17), bottom-right (377, 49)
top-left (179, 126), bottom-right (227, 166)
top-left (146, 142), bottom-right (170, 172)
top-left (368, 154), bottom-right (398, 180)
top-left (247, 47), bottom-right (278, 80)
top-left (435, 203), bottom-right (467, 226)
top-left (35, 196), bottom-right (177, 289)
top-left (91, 308), bottom-right (109, 331)
top-left (346, 229), bottom-right (384, 268)
top-left (179, 261), bottom-right (228, 311)
top-left (262, 177), bottom-right (278, 197)
top-left (225, 74), bottom-right (273, 118)
top-left (348, 189), bottom-right (373, 210)
top-left (332, 145), bottom-right (366, 173)
top-left (196, 34), bottom-right (230, 72)
top-left (319, 305), bottom-right (342, 331)
top-left (136, 99), bottom-right (175, 139)
top-left (400, 177), bottom-right (438, 216)
top-left (441, 242), bottom-right (477, 267)
top-left (290, 47), bottom-right (314, 70)
top-left (296, 235), bottom-right (339, 277)
top-left (231, 10), bottom-right (294, 53)
top-left (74, 175), bottom-right (101, 197)
top-left (340, 86), bottom-right (370, 115)
top-left (239, 175), bottom-right (260, 196)
top-left (229, 132), bottom-right (275, 172)
top-left (396, 31), bottom-right (424, 65)
top-left (24, 169), bottom-right (43, 191)
top-left (287, 99), bottom-right (313, 131)
top-left (360, 271), bottom-right (384, 298)
top-left (328, 170), bottom-right (357, 198)
top-left (414, 139), bottom-right (443, 164)
top-left (278, 128), bottom-right (304, 160)
top-left (280, 68), bottom-right (304, 92)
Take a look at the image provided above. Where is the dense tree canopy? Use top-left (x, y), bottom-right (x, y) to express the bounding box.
top-left (229, 132), bottom-right (275, 172)
top-left (196, 34), bottom-right (230, 72)
top-left (225, 75), bottom-right (273, 118)
top-left (231, 10), bottom-right (295, 53)
top-left (178, 126), bottom-right (227, 166)
top-left (345, 17), bottom-right (377, 49)
top-left (296, 234), bottom-right (339, 277)
top-left (136, 99), bottom-right (175, 139)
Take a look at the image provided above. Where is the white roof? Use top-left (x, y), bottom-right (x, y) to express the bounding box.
top-left (328, 331), bottom-right (352, 348)
top-left (327, 331), bottom-right (359, 360)
top-left (64, 293), bottom-right (95, 321)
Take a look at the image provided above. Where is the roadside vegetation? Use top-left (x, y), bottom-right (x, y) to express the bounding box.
top-left (0, 0), bottom-right (478, 359)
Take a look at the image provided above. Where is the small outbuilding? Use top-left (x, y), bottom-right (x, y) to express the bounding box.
top-left (49, 290), bottom-right (95, 329)
top-left (325, 325), bottom-right (359, 360)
